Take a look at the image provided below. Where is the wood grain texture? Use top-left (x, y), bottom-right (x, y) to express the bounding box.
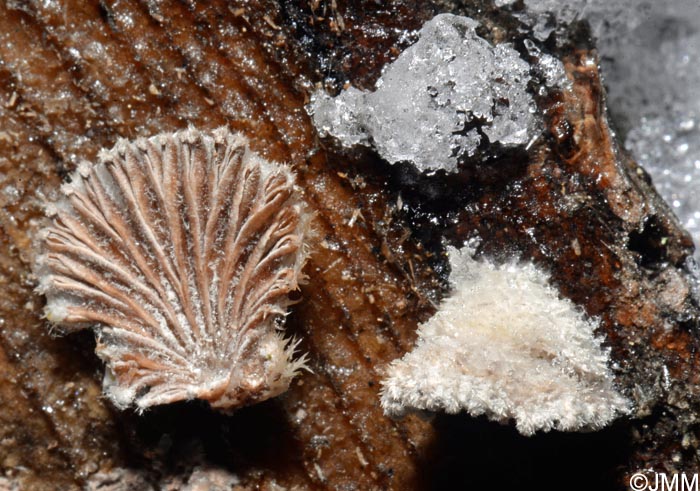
top-left (0, 1), bottom-right (698, 490)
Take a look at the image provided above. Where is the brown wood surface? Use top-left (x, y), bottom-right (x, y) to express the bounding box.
top-left (0, 1), bottom-right (698, 490)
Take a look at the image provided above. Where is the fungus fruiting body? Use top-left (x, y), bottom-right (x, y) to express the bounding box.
top-left (380, 245), bottom-right (629, 435)
top-left (36, 128), bottom-right (312, 411)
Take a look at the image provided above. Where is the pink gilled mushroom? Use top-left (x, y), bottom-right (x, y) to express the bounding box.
top-left (35, 127), bottom-right (312, 412)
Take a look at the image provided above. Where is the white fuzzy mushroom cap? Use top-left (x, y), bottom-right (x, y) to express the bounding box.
top-left (381, 245), bottom-right (630, 435)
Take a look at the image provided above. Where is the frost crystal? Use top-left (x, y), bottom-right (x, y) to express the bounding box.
top-left (381, 246), bottom-right (629, 435)
top-left (308, 13), bottom-right (537, 173)
top-left (523, 39), bottom-right (571, 91)
top-left (36, 128), bottom-right (312, 411)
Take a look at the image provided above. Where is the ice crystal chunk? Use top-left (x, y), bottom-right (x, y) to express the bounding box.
top-left (381, 246), bottom-right (629, 435)
top-left (35, 128), bottom-right (313, 411)
top-left (308, 13), bottom-right (538, 173)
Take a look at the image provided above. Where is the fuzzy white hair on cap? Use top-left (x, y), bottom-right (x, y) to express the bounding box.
top-left (380, 245), bottom-right (630, 435)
